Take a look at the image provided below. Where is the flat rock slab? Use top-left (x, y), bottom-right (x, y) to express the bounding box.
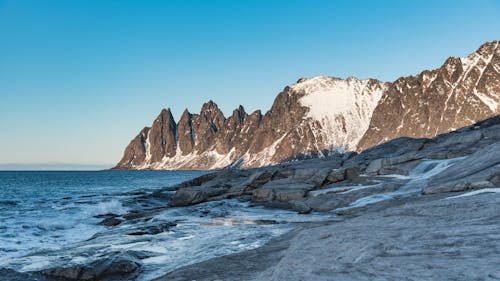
top-left (424, 142), bottom-right (500, 194)
top-left (152, 230), bottom-right (301, 281)
top-left (156, 192), bottom-right (500, 281)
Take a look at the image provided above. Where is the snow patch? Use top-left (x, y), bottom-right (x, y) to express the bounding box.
top-left (293, 76), bottom-right (387, 151)
top-left (144, 131), bottom-right (152, 163)
top-left (244, 134), bottom-right (288, 168)
top-left (336, 157), bottom-right (465, 211)
top-left (474, 89), bottom-right (498, 112)
top-left (446, 188), bottom-right (500, 199)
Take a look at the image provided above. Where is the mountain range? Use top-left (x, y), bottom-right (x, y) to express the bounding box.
top-left (114, 41), bottom-right (500, 170)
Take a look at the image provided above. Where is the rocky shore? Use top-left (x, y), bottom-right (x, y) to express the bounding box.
top-left (158, 191), bottom-right (500, 281)
top-left (5, 116), bottom-right (500, 280)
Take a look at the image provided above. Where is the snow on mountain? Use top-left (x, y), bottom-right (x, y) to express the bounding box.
top-left (357, 40), bottom-right (500, 151)
top-left (115, 41), bottom-right (500, 170)
top-left (293, 76), bottom-right (387, 150)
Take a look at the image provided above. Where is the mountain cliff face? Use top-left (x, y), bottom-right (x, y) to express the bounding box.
top-left (114, 41), bottom-right (500, 170)
top-left (358, 40), bottom-right (500, 151)
top-left (114, 77), bottom-right (387, 170)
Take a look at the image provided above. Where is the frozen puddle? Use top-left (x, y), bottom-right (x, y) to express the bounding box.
top-left (337, 157), bottom-right (466, 211)
top-left (1, 199), bottom-right (336, 281)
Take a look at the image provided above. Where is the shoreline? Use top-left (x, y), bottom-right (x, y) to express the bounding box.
top-left (4, 116), bottom-right (500, 280)
top-left (156, 192), bottom-right (500, 280)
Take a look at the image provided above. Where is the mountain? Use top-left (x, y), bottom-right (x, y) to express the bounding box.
top-left (114, 77), bottom-right (387, 170)
top-left (358, 40), bottom-right (500, 150)
top-left (114, 41), bottom-right (500, 170)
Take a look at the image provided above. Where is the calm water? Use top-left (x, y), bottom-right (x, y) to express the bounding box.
top-left (0, 171), bottom-right (205, 261)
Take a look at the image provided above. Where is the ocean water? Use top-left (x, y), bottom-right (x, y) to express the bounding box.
top-left (0, 171), bottom-right (205, 262)
top-left (0, 171), bottom-right (335, 280)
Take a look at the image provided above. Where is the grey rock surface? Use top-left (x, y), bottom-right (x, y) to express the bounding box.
top-left (423, 141), bottom-right (500, 194)
top-left (41, 253), bottom-right (141, 281)
top-left (253, 193), bottom-right (500, 281)
top-left (162, 114), bottom-right (500, 213)
top-left (157, 193), bottom-right (500, 281)
top-left (8, 114), bottom-right (500, 281)
top-left (148, 114), bottom-right (500, 280)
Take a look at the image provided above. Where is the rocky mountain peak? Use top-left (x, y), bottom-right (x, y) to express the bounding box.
top-left (357, 40), bottom-right (500, 151)
top-left (115, 41), bottom-right (500, 170)
top-left (200, 100), bottom-right (221, 114)
top-left (229, 105), bottom-right (247, 125)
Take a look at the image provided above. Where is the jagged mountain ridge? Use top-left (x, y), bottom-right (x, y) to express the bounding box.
top-left (114, 40), bottom-right (500, 170)
top-left (358, 40), bottom-right (500, 150)
top-left (115, 76), bottom-right (386, 170)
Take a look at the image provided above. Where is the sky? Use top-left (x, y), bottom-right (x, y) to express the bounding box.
top-left (0, 0), bottom-right (499, 169)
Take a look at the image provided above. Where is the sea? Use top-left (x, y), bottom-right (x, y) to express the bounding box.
top-left (0, 171), bottom-right (334, 280)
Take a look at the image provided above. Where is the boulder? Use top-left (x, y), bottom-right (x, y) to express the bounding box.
top-left (123, 210), bottom-right (149, 220)
top-left (98, 217), bottom-right (123, 227)
top-left (127, 222), bottom-right (177, 236)
top-left (291, 167), bottom-right (330, 186)
top-left (274, 189), bottom-right (306, 202)
top-left (42, 253), bottom-right (141, 281)
top-left (365, 152), bottom-right (424, 175)
top-left (169, 188), bottom-right (209, 207)
top-left (289, 200), bottom-right (312, 214)
top-left (252, 180), bottom-right (314, 203)
top-left (252, 187), bottom-right (275, 202)
top-left (174, 172), bottom-right (219, 189)
top-left (43, 266), bottom-right (84, 280)
top-left (326, 168), bottom-right (346, 183)
top-left (170, 183), bottom-right (230, 207)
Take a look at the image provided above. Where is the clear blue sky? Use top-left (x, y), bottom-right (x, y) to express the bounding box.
top-left (0, 0), bottom-right (499, 168)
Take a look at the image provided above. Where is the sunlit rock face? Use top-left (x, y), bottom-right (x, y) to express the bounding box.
top-left (358, 41), bottom-right (500, 151)
top-left (114, 41), bottom-right (500, 170)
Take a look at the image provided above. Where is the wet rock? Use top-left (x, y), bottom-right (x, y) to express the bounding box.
top-left (243, 219), bottom-right (279, 225)
top-left (98, 216), bottom-right (123, 227)
top-left (94, 213), bottom-right (119, 219)
top-left (42, 253), bottom-right (141, 281)
top-left (127, 222), bottom-right (176, 236)
top-left (305, 182), bottom-right (401, 212)
top-left (123, 210), bottom-right (149, 220)
top-left (42, 265), bottom-right (88, 280)
top-left (0, 268), bottom-right (46, 281)
top-left (92, 255), bottom-right (140, 277)
top-left (169, 188), bottom-right (209, 207)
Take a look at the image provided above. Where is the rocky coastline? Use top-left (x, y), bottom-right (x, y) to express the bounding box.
top-left (5, 115), bottom-right (500, 280)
